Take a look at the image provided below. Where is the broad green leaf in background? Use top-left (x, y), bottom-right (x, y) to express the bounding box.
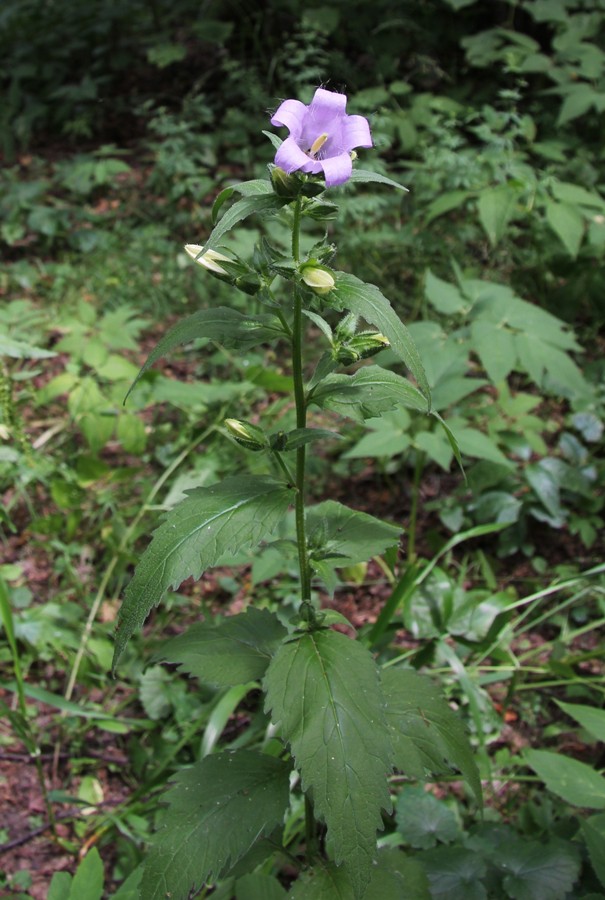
top-left (69, 848), bottom-right (104, 900)
top-left (201, 682), bottom-right (256, 757)
top-left (113, 476), bottom-right (294, 669)
top-left (48, 872), bottom-right (74, 900)
top-left (141, 750), bottom-right (290, 900)
top-left (494, 838), bottom-right (581, 900)
top-left (382, 668), bottom-right (482, 804)
top-left (425, 270), bottom-right (467, 315)
top-left (395, 786), bottom-right (461, 849)
top-left (582, 814), bottom-right (605, 888)
top-left (470, 320), bottom-right (517, 384)
top-left (544, 199), bottom-right (585, 257)
top-left (556, 702), bottom-right (605, 743)
top-left (524, 749), bottom-right (605, 809)
top-left (211, 178), bottom-right (274, 223)
top-left (289, 852), bottom-right (430, 900)
top-left (310, 364), bottom-right (429, 423)
top-left (157, 607), bottom-right (288, 686)
top-left (418, 847), bottom-right (487, 900)
top-left (125, 307), bottom-right (285, 400)
top-left (331, 272), bottom-right (431, 403)
top-left (306, 500), bottom-right (402, 566)
top-left (111, 867), bottom-right (143, 899)
top-left (265, 630), bottom-right (393, 898)
top-left (235, 872), bottom-right (287, 900)
top-left (477, 184), bottom-right (521, 246)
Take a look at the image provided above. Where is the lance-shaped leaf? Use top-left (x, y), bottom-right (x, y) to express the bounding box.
top-left (264, 630), bottom-right (393, 898)
top-left (306, 500), bottom-right (402, 566)
top-left (382, 668), bottom-right (481, 805)
top-left (203, 193), bottom-right (287, 258)
top-left (157, 607), bottom-right (288, 686)
top-left (141, 750), bottom-right (291, 900)
top-left (125, 308), bottom-right (284, 401)
top-left (346, 168), bottom-right (409, 192)
top-left (310, 364), bottom-right (429, 423)
top-left (113, 477), bottom-right (294, 670)
top-left (331, 273), bottom-right (430, 403)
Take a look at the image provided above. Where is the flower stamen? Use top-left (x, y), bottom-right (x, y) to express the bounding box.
top-left (309, 133), bottom-right (329, 157)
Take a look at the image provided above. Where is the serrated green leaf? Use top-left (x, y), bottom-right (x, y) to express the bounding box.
top-left (265, 630), bottom-right (393, 897)
top-left (290, 850), bottom-right (430, 899)
top-left (310, 364), bottom-right (429, 423)
top-left (211, 178), bottom-right (273, 223)
top-left (330, 273), bottom-right (430, 403)
top-left (113, 477), bottom-right (294, 669)
top-left (158, 607), bottom-right (287, 686)
top-left (382, 668), bottom-right (481, 804)
top-left (494, 838), bottom-right (581, 900)
top-left (419, 847), bottom-right (487, 900)
top-left (289, 863), bottom-right (356, 899)
top-left (203, 193), bottom-right (286, 257)
top-left (556, 701), bottom-right (605, 743)
top-left (235, 872), bottom-right (287, 900)
top-left (0, 335), bottom-right (56, 360)
top-left (524, 749), bottom-right (605, 809)
top-left (544, 199), bottom-right (585, 257)
top-left (125, 308), bottom-right (284, 400)
top-left (346, 168), bottom-right (408, 191)
top-left (141, 750), bottom-right (290, 900)
top-left (70, 848), bottom-right (104, 900)
top-left (551, 181), bottom-right (605, 210)
top-left (306, 500), bottom-right (402, 566)
top-left (395, 786), bottom-right (461, 849)
top-left (477, 185), bottom-right (520, 246)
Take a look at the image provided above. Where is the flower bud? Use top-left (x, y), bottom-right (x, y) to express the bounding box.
top-left (224, 419), bottom-right (267, 452)
top-left (184, 244), bottom-right (232, 275)
top-left (301, 266), bottom-right (335, 296)
top-left (335, 332), bottom-right (390, 365)
top-left (270, 167), bottom-right (302, 199)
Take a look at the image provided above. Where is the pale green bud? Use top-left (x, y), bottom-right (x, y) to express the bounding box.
top-left (224, 418), bottom-right (267, 452)
top-left (301, 266), bottom-right (335, 295)
top-left (184, 244), bottom-right (232, 275)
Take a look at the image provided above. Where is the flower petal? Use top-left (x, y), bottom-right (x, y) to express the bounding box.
top-left (320, 152), bottom-right (353, 187)
top-left (270, 99), bottom-right (307, 137)
top-left (342, 114), bottom-right (373, 150)
top-left (275, 137), bottom-right (315, 174)
top-left (307, 88), bottom-right (347, 132)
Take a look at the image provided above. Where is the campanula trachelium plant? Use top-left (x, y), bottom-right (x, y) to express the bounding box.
top-left (112, 88), bottom-right (479, 899)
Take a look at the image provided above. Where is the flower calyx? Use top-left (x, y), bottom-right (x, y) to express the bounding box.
top-left (185, 244), bottom-right (261, 295)
top-left (334, 331), bottom-right (390, 365)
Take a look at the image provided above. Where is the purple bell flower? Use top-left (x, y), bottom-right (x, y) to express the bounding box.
top-left (270, 88), bottom-right (372, 188)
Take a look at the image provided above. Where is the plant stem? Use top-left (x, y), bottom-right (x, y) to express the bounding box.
top-left (290, 196), bottom-right (312, 603)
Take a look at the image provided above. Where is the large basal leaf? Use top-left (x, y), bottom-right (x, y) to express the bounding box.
top-left (306, 500), bottom-right (402, 566)
top-left (395, 786), bottom-right (461, 850)
top-left (141, 750), bottom-right (290, 900)
top-left (264, 630), bottom-right (393, 898)
top-left (524, 749), bottom-right (605, 809)
top-left (157, 606), bottom-right (288, 686)
top-left (113, 477), bottom-right (294, 669)
top-left (310, 364), bottom-right (429, 424)
top-left (125, 308), bottom-right (285, 400)
top-left (418, 847), bottom-right (487, 900)
top-left (494, 838), bottom-right (581, 900)
top-left (330, 273), bottom-right (431, 403)
top-left (289, 851), bottom-right (430, 899)
top-left (381, 668), bottom-right (482, 805)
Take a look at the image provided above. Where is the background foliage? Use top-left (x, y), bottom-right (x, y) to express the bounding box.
top-left (0, 0), bottom-right (604, 897)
